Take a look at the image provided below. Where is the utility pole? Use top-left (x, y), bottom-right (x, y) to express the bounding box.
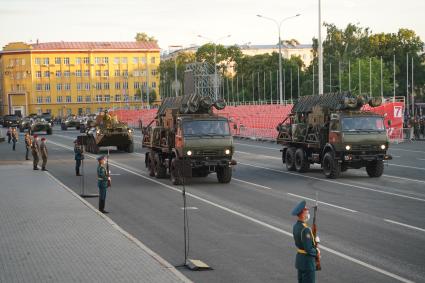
top-left (318, 0), bottom-right (324, 95)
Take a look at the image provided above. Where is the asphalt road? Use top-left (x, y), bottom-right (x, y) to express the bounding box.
top-left (1, 126), bottom-right (424, 283)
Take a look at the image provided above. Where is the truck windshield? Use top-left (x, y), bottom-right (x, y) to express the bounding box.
top-left (183, 120), bottom-right (230, 136)
top-left (342, 117), bottom-right (385, 131)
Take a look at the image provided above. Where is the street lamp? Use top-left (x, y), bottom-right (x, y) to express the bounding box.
top-left (169, 45), bottom-right (183, 97)
top-left (257, 13), bottom-right (300, 104)
top-left (198, 34), bottom-right (231, 100)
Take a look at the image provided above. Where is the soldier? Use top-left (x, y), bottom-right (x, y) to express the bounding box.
top-left (103, 109), bottom-right (112, 128)
top-left (11, 128), bottom-right (18, 151)
top-left (97, 155), bottom-right (110, 213)
top-left (292, 200), bottom-right (320, 283)
top-left (6, 127), bottom-right (12, 143)
top-left (74, 139), bottom-right (84, 176)
top-left (24, 133), bottom-right (32, 160)
top-left (31, 135), bottom-right (40, 170)
top-left (40, 137), bottom-right (48, 171)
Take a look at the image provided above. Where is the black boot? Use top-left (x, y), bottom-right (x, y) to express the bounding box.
top-left (33, 167), bottom-right (39, 170)
top-left (99, 200), bottom-right (108, 213)
top-left (76, 168), bottom-right (82, 176)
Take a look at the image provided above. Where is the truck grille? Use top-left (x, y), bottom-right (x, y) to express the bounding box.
top-left (350, 145), bottom-right (381, 151)
top-left (195, 150), bottom-right (220, 156)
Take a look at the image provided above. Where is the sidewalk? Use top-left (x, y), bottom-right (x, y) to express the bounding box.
top-left (0, 163), bottom-right (191, 283)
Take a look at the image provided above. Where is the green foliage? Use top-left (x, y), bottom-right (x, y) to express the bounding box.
top-left (135, 32), bottom-right (157, 43)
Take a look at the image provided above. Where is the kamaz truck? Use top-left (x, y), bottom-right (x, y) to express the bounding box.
top-left (277, 92), bottom-right (392, 178)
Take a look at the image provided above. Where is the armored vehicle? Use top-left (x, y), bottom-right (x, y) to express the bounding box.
top-left (29, 118), bottom-right (52, 135)
top-left (79, 114), bottom-right (96, 133)
top-left (3, 115), bottom-right (21, 127)
top-left (84, 111), bottom-right (134, 154)
top-left (40, 112), bottom-right (54, 126)
top-left (142, 93), bottom-right (236, 185)
top-left (277, 92), bottom-right (392, 179)
top-left (61, 115), bottom-right (80, 130)
top-left (19, 117), bottom-right (33, 132)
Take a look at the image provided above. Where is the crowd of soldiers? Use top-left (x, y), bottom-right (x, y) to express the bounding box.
top-left (405, 116), bottom-right (425, 141)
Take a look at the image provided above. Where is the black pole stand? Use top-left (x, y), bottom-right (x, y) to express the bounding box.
top-left (79, 159), bottom-right (99, 198)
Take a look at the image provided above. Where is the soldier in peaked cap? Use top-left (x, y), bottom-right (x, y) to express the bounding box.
top-left (292, 201), bottom-right (320, 283)
top-left (97, 155), bottom-right (109, 213)
top-left (74, 139), bottom-right (84, 176)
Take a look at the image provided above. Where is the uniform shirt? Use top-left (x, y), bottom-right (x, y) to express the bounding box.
top-left (31, 140), bottom-right (40, 154)
top-left (11, 131), bottom-right (18, 141)
top-left (25, 136), bottom-right (32, 148)
top-left (97, 165), bottom-right (108, 184)
top-left (40, 141), bottom-right (48, 158)
top-left (293, 220), bottom-right (318, 271)
top-left (74, 144), bottom-right (84, 160)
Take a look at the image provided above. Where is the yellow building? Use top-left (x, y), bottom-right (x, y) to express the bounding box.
top-left (0, 41), bottom-right (160, 117)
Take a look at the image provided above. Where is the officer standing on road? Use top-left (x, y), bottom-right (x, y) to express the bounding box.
top-left (97, 155), bottom-right (110, 213)
top-left (31, 135), bottom-right (40, 170)
top-left (292, 200), bottom-right (320, 283)
top-left (74, 139), bottom-right (84, 176)
top-left (40, 137), bottom-right (48, 171)
top-left (11, 128), bottom-right (18, 151)
top-left (6, 127), bottom-right (12, 144)
top-left (24, 133), bottom-right (32, 160)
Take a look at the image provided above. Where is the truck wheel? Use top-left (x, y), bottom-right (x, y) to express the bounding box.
top-left (285, 147), bottom-right (296, 171)
top-left (366, 160), bottom-right (384, 177)
top-left (47, 128), bottom-right (52, 135)
top-left (126, 142), bottom-right (134, 153)
top-left (322, 152), bottom-right (340, 179)
top-left (295, 148), bottom-right (310, 173)
top-left (217, 166), bottom-right (232, 183)
top-left (148, 152), bottom-right (155, 177)
top-left (154, 154), bottom-right (167, 178)
top-left (170, 159), bottom-right (182, 185)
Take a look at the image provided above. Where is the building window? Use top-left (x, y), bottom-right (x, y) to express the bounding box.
top-left (56, 83), bottom-right (62, 91)
top-left (122, 70), bottom-right (128, 77)
top-left (141, 57), bottom-right (146, 64)
top-left (133, 57), bottom-right (139, 64)
top-left (83, 57), bottom-right (90, 64)
top-left (44, 83), bottom-right (50, 91)
top-left (45, 97), bottom-right (51, 103)
top-left (104, 95), bottom-right (110, 102)
top-left (152, 82), bottom-right (156, 88)
top-left (142, 81), bottom-right (147, 87)
top-left (66, 96), bottom-right (72, 103)
top-left (103, 57), bottom-right (109, 64)
top-left (36, 71), bottom-right (42, 78)
top-left (151, 69), bottom-right (157, 76)
top-left (44, 71), bottom-right (50, 77)
top-left (35, 58), bottom-right (41, 65)
top-left (67, 108), bottom-right (72, 115)
top-left (43, 58), bottom-right (49, 65)
top-left (114, 57), bottom-right (119, 64)
top-left (133, 95), bottom-right (140, 101)
top-left (56, 70), bottom-right (61, 77)
top-left (103, 82), bottom-right (110, 90)
top-left (64, 71), bottom-right (70, 77)
top-left (114, 70), bottom-right (120, 77)
top-left (55, 57), bottom-right (61, 64)
top-left (97, 107), bottom-right (103, 113)
top-left (134, 82), bottom-right (140, 89)
top-left (96, 95), bottom-right (103, 102)
top-left (64, 83), bottom-right (71, 91)
top-left (115, 94), bottom-right (121, 102)
top-left (140, 70), bottom-right (146, 76)
top-left (151, 57), bottom-right (155, 64)
top-left (123, 82), bottom-right (128, 89)
top-left (123, 95), bottom-right (129, 102)
top-left (76, 70), bottom-right (82, 77)
top-left (103, 70), bottom-right (109, 77)
top-left (77, 96), bottom-right (83, 102)
top-left (62, 57), bottom-right (69, 65)
top-left (36, 84), bottom-right (42, 91)
top-left (21, 59), bottom-right (26, 65)
top-left (95, 57), bottom-right (101, 64)
top-left (77, 83), bottom-right (82, 91)
top-left (85, 83), bottom-right (90, 90)
top-left (75, 57), bottom-right (81, 65)
top-left (86, 96), bottom-right (91, 102)
top-left (121, 57), bottom-right (128, 64)
top-left (84, 70), bottom-right (90, 77)
top-left (95, 70), bottom-right (101, 77)
top-left (37, 97), bottom-right (43, 103)
top-left (115, 82), bottom-right (120, 89)
top-left (95, 82), bottom-right (102, 90)
top-left (86, 108), bottom-right (91, 114)
top-left (57, 96), bottom-right (63, 103)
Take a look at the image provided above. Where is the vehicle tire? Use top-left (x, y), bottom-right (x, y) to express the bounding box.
top-left (92, 138), bottom-right (99, 154)
top-left (366, 160), bottom-right (384, 177)
top-left (216, 166), bottom-right (232, 183)
top-left (154, 153), bottom-right (167, 178)
top-left (341, 164), bottom-right (348, 172)
top-left (285, 147), bottom-right (296, 171)
top-left (170, 159), bottom-right (182, 185)
top-left (294, 148), bottom-right (310, 173)
top-left (46, 128), bottom-right (52, 135)
top-left (322, 152), bottom-right (340, 179)
top-left (147, 152), bottom-right (155, 177)
top-left (126, 142), bottom-right (134, 153)
top-left (282, 149), bottom-right (286, 164)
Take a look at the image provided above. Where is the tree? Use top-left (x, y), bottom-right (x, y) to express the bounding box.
top-left (195, 44), bottom-right (243, 74)
top-left (135, 32), bottom-right (157, 43)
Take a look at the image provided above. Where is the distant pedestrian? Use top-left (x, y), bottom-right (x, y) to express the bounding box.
top-left (40, 137), bottom-right (48, 171)
top-left (24, 133), bottom-right (32, 160)
top-left (97, 155), bottom-right (110, 213)
top-left (31, 135), bottom-right (40, 170)
top-left (292, 200), bottom-right (320, 283)
top-left (74, 139), bottom-right (84, 176)
top-left (11, 128), bottom-right (18, 151)
top-left (6, 127), bottom-right (11, 144)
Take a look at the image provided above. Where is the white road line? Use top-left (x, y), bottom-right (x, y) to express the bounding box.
top-left (389, 163), bottom-right (425, 171)
top-left (287, 193), bottom-right (358, 213)
top-left (390, 148), bottom-right (425, 154)
top-left (417, 158), bottom-right (425, 161)
top-left (232, 178), bottom-right (272, 190)
top-left (236, 150), bottom-right (281, 160)
top-left (234, 142), bottom-right (278, 150)
top-left (238, 162), bottom-right (425, 203)
top-left (382, 174), bottom-right (425, 184)
top-left (384, 219), bottom-right (425, 233)
top-left (48, 139), bottom-right (414, 283)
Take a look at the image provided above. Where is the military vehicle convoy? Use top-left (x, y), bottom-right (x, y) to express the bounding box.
top-left (83, 111), bottom-right (134, 154)
top-left (29, 118), bottom-right (52, 135)
top-left (61, 116), bottom-right (81, 130)
top-left (277, 92), bottom-right (392, 178)
top-left (142, 93), bottom-right (236, 185)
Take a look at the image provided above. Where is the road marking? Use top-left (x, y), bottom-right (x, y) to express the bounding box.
top-left (48, 139), bottom-right (415, 283)
top-left (382, 174), bottom-right (425, 184)
top-left (234, 142), bottom-right (278, 150)
top-left (232, 178), bottom-right (272, 190)
top-left (388, 163), bottom-right (425, 171)
top-left (181, 207), bottom-right (198, 210)
top-left (236, 150), bottom-right (281, 160)
top-left (238, 162), bottom-right (425, 203)
top-left (390, 148), bottom-right (425, 154)
top-left (384, 219), bottom-right (425, 233)
top-left (417, 158), bottom-right (425, 161)
top-left (287, 193), bottom-right (358, 213)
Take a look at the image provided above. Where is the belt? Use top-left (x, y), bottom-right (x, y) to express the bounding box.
top-left (297, 249), bottom-right (307, 254)
top-left (98, 178), bottom-right (106, 181)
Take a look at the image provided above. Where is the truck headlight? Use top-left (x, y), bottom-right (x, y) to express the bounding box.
top-left (186, 150), bottom-right (192, 156)
top-left (380, 144), bottom-right (386, 150)
top-left (345, 145), bottom-right (351, 151)
top-left (225, 149), bottom-right (231, 155)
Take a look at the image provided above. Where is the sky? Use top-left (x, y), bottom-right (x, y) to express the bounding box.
top-left (0, 0), bottom-right (424, 52)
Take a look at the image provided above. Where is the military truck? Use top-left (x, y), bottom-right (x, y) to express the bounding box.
top-left (277, 92), bottom-right (392, 179)
top-left (84, 111), bottom-right (134, 154)
top-left (61, 115), bottom-right (80, 130)
top-left (142, 93), bottom-right (236, 185)
top-left (29, 118), bottom-right (52, 135)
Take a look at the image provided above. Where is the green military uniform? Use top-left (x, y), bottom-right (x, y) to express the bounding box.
top-left (40, 139), bottom-right (48, 171)
top-left (97, 155), bottom-right (109, 213)
top-left (292, 201), bottom-right (318, 283)
top-left (31, 136), bottom-right (40, 170)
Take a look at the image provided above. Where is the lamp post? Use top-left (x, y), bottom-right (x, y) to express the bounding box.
top-left (169, 45), bottom-right (183, 97)
top-left (198, 34), bottom-right (231, 100)
top-left (318, 0), bottom-right (324, 95)
top-left (257, 13), bottom-right (300, 104)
